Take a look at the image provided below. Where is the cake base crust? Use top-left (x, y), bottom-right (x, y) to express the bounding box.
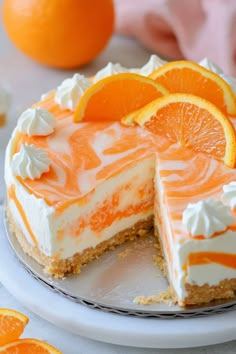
top-left (7, 207), bottom-right (153, 278)
top-left (183, 281), bottom-right (236, 306)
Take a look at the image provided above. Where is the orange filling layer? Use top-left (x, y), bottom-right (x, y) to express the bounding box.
top-left (58, 182), bottom-right (154, 240)
top-left (8, 185), bottom-right (37, 245)
top-left (188, 252), bottom-right (236, 269)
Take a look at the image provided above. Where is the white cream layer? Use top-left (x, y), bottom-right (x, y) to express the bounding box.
top-left (5, 130), bottom-right (154, 258)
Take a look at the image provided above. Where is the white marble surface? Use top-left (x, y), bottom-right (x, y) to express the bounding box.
top-left (1, 7), bottom-right (236, 354)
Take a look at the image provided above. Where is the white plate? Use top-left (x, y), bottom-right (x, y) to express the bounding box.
top-left (1, 214), bottom-right (236, 348)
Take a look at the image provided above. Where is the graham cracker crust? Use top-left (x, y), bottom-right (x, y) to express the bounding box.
top-left (183, 280), bottom-right (236, 306)
top-left (134, 287), bottom-right (173, 306)
top-left (7, 207), bottom-right (153, 278)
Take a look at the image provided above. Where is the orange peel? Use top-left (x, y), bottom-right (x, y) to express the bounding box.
top-left (149, 60), bottom-right (236, 116)
top-left (135, 93), bottom-right (236, 168)
top-left (74, 73), bottom-right (169, 122)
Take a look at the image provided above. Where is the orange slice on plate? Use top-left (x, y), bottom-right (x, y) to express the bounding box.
top-left (0, 338), bottom-right (62, 353)
top-left (134, 93), bottom-right (236, 168)
top-left (0, 308), bottom-right (29, 346)
top-left (73, 73), bottom-right (169, 122)
top-left (149, 60), bottom-right (236, 116)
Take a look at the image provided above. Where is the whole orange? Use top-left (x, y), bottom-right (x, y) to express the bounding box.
top-left (2, 0), bottom-right (114, 68)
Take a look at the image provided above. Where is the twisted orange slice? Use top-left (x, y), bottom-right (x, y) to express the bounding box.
top-left (0, 308), bottom-right (29, 346)
top-left (0, 338), bottom-right (62, 353)
top-left (134, 93), bottom-right (236, 168)
top-left (121, 108), bottom-right (140, 126)
top-left (149, 60), bottom-right (236, 116)
top-left (74, 73), bottom-right (169, 122)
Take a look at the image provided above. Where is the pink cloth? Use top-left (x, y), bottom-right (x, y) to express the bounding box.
top-left (114, 0), bottom-right (236, 76)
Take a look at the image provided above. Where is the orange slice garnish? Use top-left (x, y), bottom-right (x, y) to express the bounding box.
top-left (149, 60), bottom-right (236, 116)
top-left (0, 308), bottom-right (29, 346)
top-left (134, 93), bottom-right (236, 168)
top-left (0, 338), bottom-right (62, 353)
top-left (73, 73), bottom-right (169, 122)
top-left (121, 108), bottom-right (141, 126)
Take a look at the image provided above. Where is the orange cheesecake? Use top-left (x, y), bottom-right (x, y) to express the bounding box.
top-left (5, 56), bottom-right (236, 306)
